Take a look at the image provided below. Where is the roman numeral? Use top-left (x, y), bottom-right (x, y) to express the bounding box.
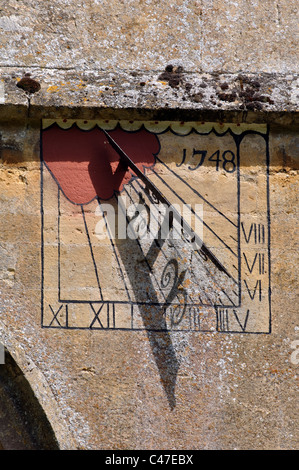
top-left (243, 253), bottom-right (265, 274)
top-left (89, 303), bottom-right (105, 328)
top-left (243, 279), bottom-right (262, 301)
top-left (241, 223), bottom-right (265, 244)
top-left (48, 304), bottom-right (68, 327)
top-left (233, 309), bottom-right (250, 332)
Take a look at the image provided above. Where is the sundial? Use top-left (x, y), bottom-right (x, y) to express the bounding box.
top-left (41, 119), bottom-right (271, 335)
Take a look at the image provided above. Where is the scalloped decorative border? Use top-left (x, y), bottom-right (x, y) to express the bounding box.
top-left (42, 119), bottom-right (267, 135)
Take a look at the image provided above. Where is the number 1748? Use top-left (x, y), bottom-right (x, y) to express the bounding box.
top-left (177, 148), bottom-right (236, 173)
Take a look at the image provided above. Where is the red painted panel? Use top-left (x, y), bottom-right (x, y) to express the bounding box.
top-left (42, 125), bottom-right (159, 204)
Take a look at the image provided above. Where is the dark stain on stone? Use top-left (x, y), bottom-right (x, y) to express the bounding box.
top-left (158, 65), bottom-right (185, 88)
top-left (165, 64), bottom-right (174, 72)
top-left (16, 73), bottom-right (41, 94)
top-left (191, 92), bottom-right (203, 103)
top-left (250, 80), bottom-right (261, 89)
top-left (237, 74), bottom-right (261, 91)
top-left (246, 102), bottom-right (262, 110)
top-left (175, 65), bottom-right (184, 73)
top-left (220, 82), bottom-right (229, 90)
top-left (217, 90), bottom-right (237, 102)
top-left (235, 75), bottom-right (274, 110)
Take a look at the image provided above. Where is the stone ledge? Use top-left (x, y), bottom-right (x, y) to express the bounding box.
top-left (0, 68), bottom-right (298, 126)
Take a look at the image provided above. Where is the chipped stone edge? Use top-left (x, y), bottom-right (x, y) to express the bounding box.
top-left (0, 68), bottom-right (298, 127)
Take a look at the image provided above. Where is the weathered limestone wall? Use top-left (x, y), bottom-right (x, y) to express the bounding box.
top-left (0, 0), bottom-right (298, 451)
top-left (0, 0), bottom-right (298, 73)
top-left (0, 117), bottom-right (297, 450)
top-left (0, 0), bottom-right (298, 121)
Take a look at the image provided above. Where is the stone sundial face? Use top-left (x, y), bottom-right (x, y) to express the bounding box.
top-left (41, 119), bottom-right (271, 335)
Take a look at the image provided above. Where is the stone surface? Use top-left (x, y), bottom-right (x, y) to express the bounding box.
top-left (0, 0), bottom-right (298, 74)
top-left (0, 0), bottom-right (298, 452)
top-left (0, 68), bottom-right (298, 126)
top-left (0, 350), bottom-right (59, 449)
top-left (0, 117), bottom-right (298, 450)
top-left (0, 0), bottom-right (298, 123)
